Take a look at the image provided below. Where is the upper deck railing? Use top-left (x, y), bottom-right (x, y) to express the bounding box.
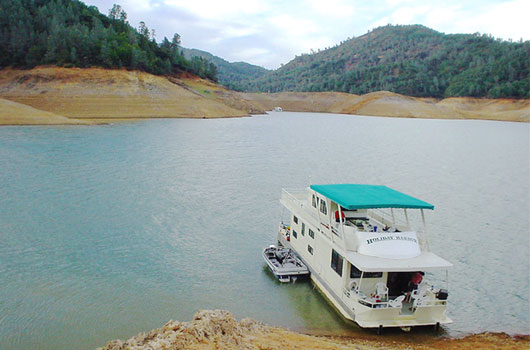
top-left (280, 188), bottom-right (307, 210)
top-left (281, 188), bottom-right (430, 252)
top-left (369, 208), bottom-right (429, 251)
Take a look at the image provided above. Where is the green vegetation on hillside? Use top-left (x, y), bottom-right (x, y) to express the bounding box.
top-left (0, 0), bottom-right (218, 81)
top-left (1, 2), bottom-right (527, 100)
top-left (182, 48), bottom-right (268, 90)
top-left (234, 25), bottom-right (529, 98)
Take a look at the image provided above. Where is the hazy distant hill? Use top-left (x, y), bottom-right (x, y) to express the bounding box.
top-left (182, 48), bottom-right (268, 90)
top-left (231, 25), bottom-right (529, 98)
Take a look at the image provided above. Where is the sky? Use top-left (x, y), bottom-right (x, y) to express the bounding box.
top-left (83, 0), bottom-right (530, 69)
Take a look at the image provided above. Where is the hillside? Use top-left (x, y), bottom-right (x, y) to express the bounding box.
top-left (239, 91), bottom-right (529, 122)
top-left (231, 25), bottom-right (529, 99)
top-left (2, 2), bottom-right (526, 101)
top-left (0, 97), bottom-right (94, 125)
top-left (0, 67), bottom-right (258, 123)
top-left (1, 67), bottom-right (527, 125)
top-left (0, 0), bottom-right (216, 80)
top-left (182, 48), bottom-right (269, 90)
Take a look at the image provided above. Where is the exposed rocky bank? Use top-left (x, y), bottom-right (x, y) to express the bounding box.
top-left (0, 67), bottom-right (528, 125)
top-left (98, 310), bottom-right (529, 350)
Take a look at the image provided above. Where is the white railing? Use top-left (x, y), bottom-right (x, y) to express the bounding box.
top-left (416, 299), bottom-right (447, 307)
top-left (371, 208), bottom-right (407, 228)
top-left (343, 284), bottom-right (447, 310)
top-left (280, 188), bottom-right (307, 210)
top-left (412, 285), bottom-right (448, 307)
top-left (343, 288), bottom-right (394, 309)
top-left (370, 208), bottom-right (430, 251)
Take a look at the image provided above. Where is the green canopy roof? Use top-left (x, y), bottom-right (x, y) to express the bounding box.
top-left (310, 184), bottom-right (434, 210)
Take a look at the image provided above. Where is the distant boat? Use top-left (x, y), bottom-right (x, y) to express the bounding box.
top-left (273, 107), bottom-right (283, 112)
top-left (262, 245), bottom-right (309, 282)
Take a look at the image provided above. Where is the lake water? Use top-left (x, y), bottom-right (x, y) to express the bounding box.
top-left (0, 112), bottom-right (528, 350)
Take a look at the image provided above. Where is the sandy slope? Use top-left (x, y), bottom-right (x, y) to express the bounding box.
top-left (0, 67), bottom-right (528, 125)
top-left (242, 91), bottom-right (530, 122)
top-left (437, 97), bottom-right (530, 122)
top-left (0, 97), bottom-right (94, 125)
top-left (238, 91), bottom-right (359, 113)
top-left (97, 310), bottom-right (529, 350)
top-left (0, 67), bottom-right (249, 121)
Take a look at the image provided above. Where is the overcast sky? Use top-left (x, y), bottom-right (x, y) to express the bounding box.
top-left (83, 0), bottom-right (529, 69)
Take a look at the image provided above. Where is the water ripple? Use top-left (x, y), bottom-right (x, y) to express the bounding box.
top-left (0, 114), bottom-right (528, 349)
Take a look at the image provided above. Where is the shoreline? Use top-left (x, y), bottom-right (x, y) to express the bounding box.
top-left (0, 67), bottom-right (528, 125)
top-left (97, 309), bottom-right (529, 350)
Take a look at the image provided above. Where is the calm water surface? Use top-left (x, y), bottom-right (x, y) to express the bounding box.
top-left (0, 112), bottom-right (528, 349)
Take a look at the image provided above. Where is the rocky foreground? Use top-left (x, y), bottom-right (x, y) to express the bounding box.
top-left (0, 67), bottom-right (529, 125)
top-left (98, 310), bottom-right (528, 350)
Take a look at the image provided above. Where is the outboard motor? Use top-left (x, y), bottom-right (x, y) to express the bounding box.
top-left (436, 289), bottom-right (448, 300)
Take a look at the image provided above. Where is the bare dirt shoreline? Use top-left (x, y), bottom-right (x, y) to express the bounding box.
top-left (0, 67), bottom-right (528, 125)
top-left (97, 310), bottom-right (529, 350)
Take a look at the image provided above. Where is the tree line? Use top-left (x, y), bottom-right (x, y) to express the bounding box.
top-left (181, 48), bottom-right (269, 91)
top-left (231, 25), bottom-right (529, 99)
top-left (0, 0), bottom-right (218, 81)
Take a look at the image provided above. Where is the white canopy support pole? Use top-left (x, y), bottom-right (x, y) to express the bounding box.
top-left (421, 209), bottom-right (426, 232)
top-left (404, 209), bottom-right (409, 226)
top-left (446, 270), bottom-right (449, 291)
top-left (421, 209), bottom-right (430, 250)
top-left (339, 205), bottom-right (345, 238)
top-left (316, 194), bottom-right (322, 231)
top-left (326, 198), bottom-right (334, 244)
top-left (359, 271), bottom-right (364, 293)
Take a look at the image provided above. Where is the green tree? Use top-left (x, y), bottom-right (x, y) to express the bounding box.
top-left (138, 21), bottom-right (149, 39)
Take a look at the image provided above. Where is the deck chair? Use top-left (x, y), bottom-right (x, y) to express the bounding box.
top-left (411, 285), bottom-right (430, 308)
top-left (375, 282), bottom-right (389, 300)
top-left (388, 295), bottom-right (405, 308)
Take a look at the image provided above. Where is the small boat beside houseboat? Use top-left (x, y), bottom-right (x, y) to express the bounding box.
top-left (262, 245), bottom-right (309, 282)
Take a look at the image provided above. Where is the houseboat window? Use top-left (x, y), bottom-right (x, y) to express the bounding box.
top-left (308, 245), bottom-right (314, 255)
top-left (292, 230), bottom-right (298, 239)
top-left (301, 223), bottom-right (305, 236)
top-left (331, 249), bottom-right (343, 277)
top-left (308, 228), bottom-right (314, 239)
top-left (293, 216), bottom-right (298, 224)
top-left (350, 264), bottom-right (382, 279)
top-left (320, 199), bottom-right (328, 215)
top-left (312, 194), bottom-right (317, 208)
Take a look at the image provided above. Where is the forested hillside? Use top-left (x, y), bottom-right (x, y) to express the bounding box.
top-left (1, 2), bottom-right (527, 99)
top-left (182, 48), bottom-right (268, 90)
top-left (0, 0), bottom-right (218, 80)
top-left (233, 25), bottom-right (529, 98)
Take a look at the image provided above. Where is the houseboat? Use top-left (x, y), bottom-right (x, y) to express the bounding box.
top-left (278, 184), bottom-right (452, 332)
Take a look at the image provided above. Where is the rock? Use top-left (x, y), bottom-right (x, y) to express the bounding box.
top-left (97, 310), bottom-right (530, 350)
top-left (97, 310), bottom-right (265, 350)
